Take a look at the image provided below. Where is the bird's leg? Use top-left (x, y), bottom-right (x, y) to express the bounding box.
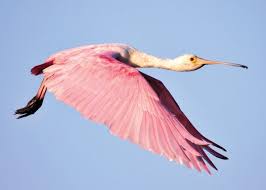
top-left (15, 78), bottom-right (47, 119)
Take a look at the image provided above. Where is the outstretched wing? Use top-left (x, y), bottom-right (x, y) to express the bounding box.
top-left (141, 73), bottom-right (228, 172)
top-left (43, 50), bottom-right (227, 174)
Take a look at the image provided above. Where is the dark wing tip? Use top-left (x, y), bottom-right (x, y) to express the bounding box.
top-left (204, 146), bottom-right (228, 160)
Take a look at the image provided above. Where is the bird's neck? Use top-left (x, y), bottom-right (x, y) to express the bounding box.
top-left (129, 50), bottom-right (187, 72)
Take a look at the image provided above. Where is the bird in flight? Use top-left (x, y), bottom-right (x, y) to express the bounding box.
top-left (16, 43), bottom-right (247, 174)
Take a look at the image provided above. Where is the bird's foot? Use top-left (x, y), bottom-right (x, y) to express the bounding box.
top-left (15, 96), bottom-right (43, 119)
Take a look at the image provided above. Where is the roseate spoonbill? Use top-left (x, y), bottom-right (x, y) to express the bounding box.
top-left (15, 43), bottom-right (247, 174)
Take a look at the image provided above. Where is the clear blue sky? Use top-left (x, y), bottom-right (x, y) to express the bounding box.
top-left (1, 0), bottom-right (265, 189)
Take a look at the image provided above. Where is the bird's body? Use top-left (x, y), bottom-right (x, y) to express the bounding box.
top-left (16, 43), bottom-right (247, 174)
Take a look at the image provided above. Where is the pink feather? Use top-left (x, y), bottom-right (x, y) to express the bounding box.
top-left (17, 44), bottom-right (228, 174)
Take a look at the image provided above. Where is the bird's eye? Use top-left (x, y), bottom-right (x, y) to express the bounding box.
top-left (190, 56), bottom-right (197, 63)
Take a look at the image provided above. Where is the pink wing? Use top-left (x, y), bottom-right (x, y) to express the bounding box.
top-left (43, 51), bottom-right (227, 174)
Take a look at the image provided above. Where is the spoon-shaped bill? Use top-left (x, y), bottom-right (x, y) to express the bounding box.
top-left (197, 57), bottom-right (248, 69)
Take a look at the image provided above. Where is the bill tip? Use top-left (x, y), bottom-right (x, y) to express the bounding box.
top-left (242, 65), bottom-right (248, 69)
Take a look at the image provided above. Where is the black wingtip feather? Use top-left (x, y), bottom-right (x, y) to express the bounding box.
top-left (204, 146), bottom-right (228, 160)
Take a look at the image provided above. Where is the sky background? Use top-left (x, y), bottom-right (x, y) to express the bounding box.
top-left (1, 0), bottom-right (265, 189)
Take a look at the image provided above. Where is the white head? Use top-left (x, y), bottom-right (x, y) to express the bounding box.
top-left (174, 54), bottom-right (248, 71)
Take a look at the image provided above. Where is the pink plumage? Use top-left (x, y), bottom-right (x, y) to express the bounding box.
top-left (15, 43), bottom-right (243, 174)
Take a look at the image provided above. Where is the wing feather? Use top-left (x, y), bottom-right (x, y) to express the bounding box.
top-left (43, 50), bottom-right (226, 173)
